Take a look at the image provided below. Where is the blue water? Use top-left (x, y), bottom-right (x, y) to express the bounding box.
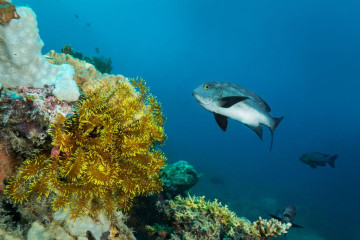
top-left (15, 0), bottom-right (360, 239)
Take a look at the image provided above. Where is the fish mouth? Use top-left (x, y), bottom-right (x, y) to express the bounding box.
top-left (192, 92), bottom-right (212, 105)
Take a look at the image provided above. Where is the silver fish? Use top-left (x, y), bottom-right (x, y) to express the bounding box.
top-left (300, 152), bottom-right (338, 168)
top-left (192, 82), bottom-right (283, 150)
top-left (269, 204), bottom-right (304, 229)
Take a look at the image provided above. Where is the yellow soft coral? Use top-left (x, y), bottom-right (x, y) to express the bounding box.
top-left (5, 77), bottom-right (166, 218)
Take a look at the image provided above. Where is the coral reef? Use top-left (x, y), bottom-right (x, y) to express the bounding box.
top-left (83, 55), bottom-right (113, 74)
top-left (124, 160), bottom-right (199, 239)
top-left (0, 141), bottom-right (17, 191)
top-left (61, 45), bottom-right (74, 56)
top-left (46, 50), bottom-right (109, 87)
top-left (153, 195), bottom-right (261, 240)
top-left (0, 0), bottom-right (20, 25)
top-left (0, 89), bottom-right (54, 162)
top-left (61, 44), bottom-right (113, 74)
top-left (0, 7), bottom-right (79, 101)
top-left (161, 160), bottom-right (199, 199)
top-left (5, 76), bottom-right (167, 218)
top-left (253, 217), bottom-right (291, 240)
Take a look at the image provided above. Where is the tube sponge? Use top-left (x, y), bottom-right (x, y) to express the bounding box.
top-left (0, 7), bottom-right (80, 101)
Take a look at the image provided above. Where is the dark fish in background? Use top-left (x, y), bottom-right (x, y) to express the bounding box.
top-left (209, 177), bottom-right (224, 185)
top-left (300, 152), bottom-right (338, 169)
top-left (192, 82), bottom-right (283, 151)
top-left (95, 47), bottom-right (100, 54)
top-left (74, 13), bottom-right (79, 19)
top-left (86, 22), bottom-right (91, 27)
top-left (269, 204), bottom-right (304, 229)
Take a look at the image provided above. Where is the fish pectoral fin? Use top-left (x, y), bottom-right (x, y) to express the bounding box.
top-left (218, 96), bottom-right (249, 108)
top-left (245, 124), bottom-right (263, 140)
top-left (291, 223), bottom-right (304, 228)
top-left (268, 214), bottom-right (282, 221)
top-left (214, 113), bottom-right (228, 131)
top-left (309, 163), bottom-right (317, 169)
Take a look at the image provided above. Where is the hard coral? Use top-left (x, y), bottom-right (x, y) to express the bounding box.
top-left (0, 0), bottom-right (20, 25)
top-left (0, 7), bottom-right (79, 102)
top-left (5, 77), bottom-right (167, 218)
top-left (155, 195), bottom-right (261, 240)
top-left (252, 217), bottom-right (291, 240)
top-left (161, 160), bottom-right (199, 199)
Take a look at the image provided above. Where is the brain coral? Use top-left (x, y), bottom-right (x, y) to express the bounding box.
top-left (5, 74), bottom-right (167, 217)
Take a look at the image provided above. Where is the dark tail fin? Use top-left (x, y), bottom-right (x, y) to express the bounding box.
top-left (270, 116), bottom-right (284, 151)
top-left (327, 154), bottom-right (338, 168)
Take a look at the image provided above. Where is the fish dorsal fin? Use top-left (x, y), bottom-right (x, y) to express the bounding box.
top-left (258, 96), bottom-right (271, 112)
top-left (291, 222), bottom-right (304, 228)
top-left (218, 96), bottom-right (249, 108)
top-left (314, 152), bottom-right (330, 157)
top-left (268, 214), bottom-right (282, 221)
top-left (214, 113), bottom-right (228, 131)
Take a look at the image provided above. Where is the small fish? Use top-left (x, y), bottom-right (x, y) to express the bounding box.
top-left (269, 204), bottom-right (304, 229)
top-left (192, 82), bottom-right (283, 150)
top-left (95, 47), bottom-right (100, 54)
top-left (86, 22), bottom-right (91, 27)
top-left (74, 13), bottom-right (79, 19)
top-left (300, 152), bottom-right (338, 169)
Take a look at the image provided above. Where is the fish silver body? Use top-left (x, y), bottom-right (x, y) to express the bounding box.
top-left (192, 82), bottom-right (283, 150)
top-left (300, 152), bottom-right (338, 168)
top-left (269, 204), bottom-right (304, 229)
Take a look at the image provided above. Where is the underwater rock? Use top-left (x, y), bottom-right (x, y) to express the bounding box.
top-left (161, 160), bottom-right (199, 199)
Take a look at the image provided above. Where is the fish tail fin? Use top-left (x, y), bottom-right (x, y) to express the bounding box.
top-left (327, 154), bottom-right (338, 168)
top-left (270, 116), bottom-right (284, 151)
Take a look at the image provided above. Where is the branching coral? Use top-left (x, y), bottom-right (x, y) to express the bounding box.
top-left (252, 217), bottom-right (291, 240)
top-left (154, 195), bottom-right (261, 240)
top-left (5, 77), bottom-right (167, 218)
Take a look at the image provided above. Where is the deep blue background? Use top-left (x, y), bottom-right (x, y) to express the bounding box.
top-left (14, 0), bottom-right (360, 239)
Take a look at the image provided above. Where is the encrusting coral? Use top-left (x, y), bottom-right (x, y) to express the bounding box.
top-left (5, 75), bottom-right (167, 218)
top-left (252, 217), bottom-right (291, 240)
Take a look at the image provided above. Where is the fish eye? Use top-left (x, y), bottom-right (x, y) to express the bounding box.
top-left (203, 84), bottom-right (210, 90)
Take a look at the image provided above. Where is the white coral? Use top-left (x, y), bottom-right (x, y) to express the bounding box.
top-left (0, 7), bottom-right (79, 102)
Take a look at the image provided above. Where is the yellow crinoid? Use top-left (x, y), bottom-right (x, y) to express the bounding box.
top-left (5, 77), bottom-right (166, 218)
